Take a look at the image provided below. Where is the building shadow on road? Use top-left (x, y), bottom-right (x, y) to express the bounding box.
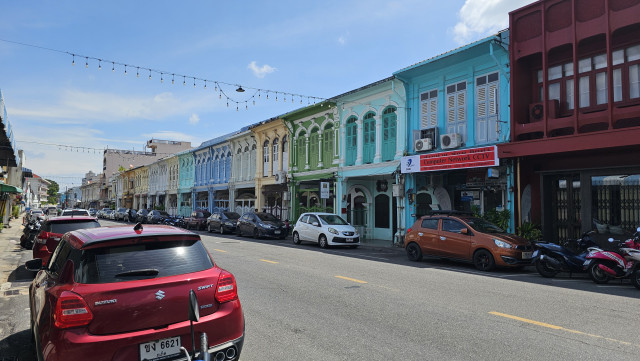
top-left (0, 329), bottom-right (36, 361)
top-left (199, 230), bottom-right (640, 299)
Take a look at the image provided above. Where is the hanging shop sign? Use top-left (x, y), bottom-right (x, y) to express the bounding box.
top-left (320, 182), bottom-right (330, 199)
top-left (401, 146), bottom-right (498, 174)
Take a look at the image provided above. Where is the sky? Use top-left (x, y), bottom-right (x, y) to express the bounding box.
top-left (0, 0), bottom-right (535, 191)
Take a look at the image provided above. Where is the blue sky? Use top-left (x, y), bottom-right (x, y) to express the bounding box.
top-left (0, 0), bottom-right (535, 190)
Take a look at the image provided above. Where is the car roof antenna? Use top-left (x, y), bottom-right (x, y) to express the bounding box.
top-left (134, 222), bottom-right (144, 232)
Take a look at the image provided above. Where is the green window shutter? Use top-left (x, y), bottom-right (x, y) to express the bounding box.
top-left (309, 132), bottom-right (319, 169)
top-left (363, 112), bottom-right (375, 164)
top-left (382, 107), bottom-right (397, 161)
top-left (346, 117), bottom-right (357, 166)
top-left (322, 127), bottom-right (334, 167)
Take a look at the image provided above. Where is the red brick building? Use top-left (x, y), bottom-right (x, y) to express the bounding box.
top-left (499, 0), bottom-right (640, 242)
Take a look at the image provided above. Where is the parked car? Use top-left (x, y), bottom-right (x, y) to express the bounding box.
top-left (127, 208), bottom-right (137, 222)
top-left (147, 210), bottom-right (170, 224)
top-left (60, 208), bottom-right (91, 217)
top-left (236, 212), bottom-right (286, 239)
top-left (88, 208), bottom-right (98, 217)
top-left (114, 207), bottom-right (128, 221)
top-left (32, 216), bottom-right (101, 266)
top-left (292, 213), bottom-right (360, 248)
top-left (107, 210), bottom-right (116, 220)
top-left (404, 211), bottom-right (534, 271)
top-left (27, 209), bottom-right (44, 222)
top-left (207, 211), bottom-right (241, 234)
top-left (98, 208), bottom-right (111, 218)
top-left (25, 224), bottom-right (244, 361)
top-left (135, 209), bottom-right (150, 223)
top-left (185, 210), bottom-right (212, 230)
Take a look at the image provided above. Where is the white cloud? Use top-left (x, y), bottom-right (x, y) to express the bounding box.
top-left (452, 0), bottom-right (536, 44)
top-left (248, 61), bottom-right (276, 78)
top-left (189, 113), bottom-right (200, 125)
top-left (338, 32), bottom-right (349, 45)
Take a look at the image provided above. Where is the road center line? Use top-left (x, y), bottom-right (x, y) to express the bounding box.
top-left (260, 259), bottom-right (279, 264)
top-left (335, 275), bottom-right (368, 284)
top-left (489, 311), bottom-right (638, 348)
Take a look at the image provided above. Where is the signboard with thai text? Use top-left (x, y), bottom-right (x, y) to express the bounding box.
top-left (400, 146), bottom-right (498, 174)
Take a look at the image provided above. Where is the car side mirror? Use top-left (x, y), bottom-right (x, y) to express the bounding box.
top-left (312, 222), bottom-right (319, 227)
top-left (460, 228), bottom-right (469, 235)
top-left (25, 259), bottom-right (44, 272)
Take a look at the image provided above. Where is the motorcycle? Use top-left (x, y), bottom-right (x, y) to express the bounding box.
top-left (533, 231), bottom-right (598, 278)
top-left (163, 215), bottom-right (185, 228)
top-left (180, 289), bottom-right (211, 361)
top-left (583, 227), bottom-right (640, 289)
top-left (20, 218), bottom-right (42, 250)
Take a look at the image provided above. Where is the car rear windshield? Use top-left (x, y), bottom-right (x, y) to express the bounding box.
top-left (76, 239), bottom-right (214, 284)
top-left (318, 214), bottom-right (348, 225)
top-left (256, 212), bottom-right (279, 221)
top-left (47, 220), bottom-right (101, 234)
top-left (224, 212), bottom-right (240, 219)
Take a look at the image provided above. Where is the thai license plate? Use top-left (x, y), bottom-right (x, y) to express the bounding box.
top-left (346, 238), bottom-right (353, 242)
top-left (521, 252), bottom-right (533, 259)
top-left (274, 230), bottom-right (281, 234)
top-left (139, 336), bottom-right (181, 361)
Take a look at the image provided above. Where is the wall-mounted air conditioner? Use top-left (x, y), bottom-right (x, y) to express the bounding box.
top-left (440, 133), bottom-right (462, 149)
top-left (414, 138), bottom-right (433, 152)
top-left (529, 99), bottom-right (559, 122)
top-left (274, 171), bottom-right (287, 184)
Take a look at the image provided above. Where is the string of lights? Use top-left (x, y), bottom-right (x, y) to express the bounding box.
top-left (1, 38), bottom-right (407, 112)
top-left (0, 38), bottom-right (331, 112)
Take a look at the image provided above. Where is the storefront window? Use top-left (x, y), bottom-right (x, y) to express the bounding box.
top-left (591, 174), bottom-right (640, 234)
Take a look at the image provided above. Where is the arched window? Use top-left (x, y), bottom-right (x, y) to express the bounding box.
top-left (296, 132), bottom-right (306, 169)
top-left (363, 112), bottom-right (376, 164)
top-left (272, 138), bottom-right (279, 175)
top-left (282, 136), bottom-right (289, 172)
top-left (382, 106), bottom-right (397, 161)
top-left (346, 116), bottom-right (357, 166)
top-left (323, 123), bottom-right (334, 167)
top-left (263, 140), bottom-right (270, 177)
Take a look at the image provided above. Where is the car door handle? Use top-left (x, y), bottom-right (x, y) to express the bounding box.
top-left (440, 236), bottom-right (446, 241)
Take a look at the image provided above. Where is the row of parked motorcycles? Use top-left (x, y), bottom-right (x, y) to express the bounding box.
top-left (533, 227), bottom-right (640, 289)
top-left (161, 215), bottom-right (187, 228)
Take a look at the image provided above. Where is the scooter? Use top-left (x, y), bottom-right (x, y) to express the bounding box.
top-left (583, 227), bottom-right (640, 288)
top-left (20, 219), bottom-right (41, 250)
top-left (180, 289), bottom-right (211, 361)
top-left (533, 231), bottom-right (598, 278)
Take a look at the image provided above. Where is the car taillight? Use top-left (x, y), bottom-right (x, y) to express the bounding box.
top-left (54, 291), bottom-right (93, 329)
top-left (36, 232), bottom-right (48, 244)
top-left (215, 270), bottom-right (238, 303)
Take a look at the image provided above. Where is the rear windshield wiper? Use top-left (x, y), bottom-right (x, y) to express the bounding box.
top-left (115, 269), bottom-right (160, 277)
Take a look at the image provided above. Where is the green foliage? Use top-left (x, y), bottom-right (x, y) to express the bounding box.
top-left (517, 222), bottom-right (543, 242)
top-left (154, 204), bottom-right (165, 211)
top-left (12, 205), bottom-right (19, 219)
top-left (483, 208), bottom-right (511, 231)
top-left (46, 179), bottom-right (60, 205)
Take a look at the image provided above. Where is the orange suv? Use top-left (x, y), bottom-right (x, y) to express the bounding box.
top-left (404, 211), bottom-right (534, 271)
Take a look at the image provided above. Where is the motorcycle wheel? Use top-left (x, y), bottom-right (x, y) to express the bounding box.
top-left (588, 261), bottom-right (611, 284)
top-left (630, 269), bottom-right (640, 290)
top-left (535, 256), bottom-right (560, 278)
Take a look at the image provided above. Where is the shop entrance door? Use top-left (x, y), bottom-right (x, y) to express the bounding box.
top-left (546, 174), bottom-right (581, 243)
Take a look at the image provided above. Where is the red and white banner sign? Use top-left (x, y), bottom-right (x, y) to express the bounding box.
top-left (401, 146), bottom-right (498, 173)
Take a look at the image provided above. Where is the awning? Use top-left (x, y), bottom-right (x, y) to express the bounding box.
top-left (0, 184), bottom-right (23, 193)
top-left (341, 162), bottom-right (400, 178)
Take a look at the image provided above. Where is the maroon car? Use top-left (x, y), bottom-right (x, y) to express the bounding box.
top-left (26, 224), bottom-right (244, 361)
top-left (185, 210), bottom-right (211, 230)
top-left (32, 216), bottom-right (101, 266)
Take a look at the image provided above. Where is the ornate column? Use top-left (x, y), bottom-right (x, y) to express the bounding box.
top-left (374, 113), bottom-right (382, 163)
top-left (318, 130), bottom-right (324, 168)
top-left (356, 119), bottom-right (363, 165)
top-left (305, 135), bottom-right (310, 170)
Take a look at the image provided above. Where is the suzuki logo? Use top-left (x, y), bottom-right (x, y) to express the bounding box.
top-left (155, 290), bottom-right (166, 300)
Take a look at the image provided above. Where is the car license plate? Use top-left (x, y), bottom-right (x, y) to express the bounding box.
top-left (274, 230), bottom-right (281, 234)
top-left (346, 239), bottom-right (353, 242)
top-left (521, 251), bottom-right (533, 259)
top-left (139, 336), bottom-right (181, 361)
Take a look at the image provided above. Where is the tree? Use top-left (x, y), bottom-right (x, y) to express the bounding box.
top-left (46, 179), bottom-right (60, 204)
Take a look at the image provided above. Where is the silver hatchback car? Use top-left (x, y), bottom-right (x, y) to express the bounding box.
top-left (292, 212), bottom-right (360, 248)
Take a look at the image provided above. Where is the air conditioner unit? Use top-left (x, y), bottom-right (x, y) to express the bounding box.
top-left (414, 138), bottom-right (433, 152)
top-left (440, 133), bottom-right (462, 149)
top-left (529, 100), bottom-right (559, 122)
top-left (274, 171), bottom-right (287, 184)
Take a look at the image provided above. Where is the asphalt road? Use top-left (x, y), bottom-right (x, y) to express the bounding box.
top-left (2, 219), bottom-right (639, 360)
